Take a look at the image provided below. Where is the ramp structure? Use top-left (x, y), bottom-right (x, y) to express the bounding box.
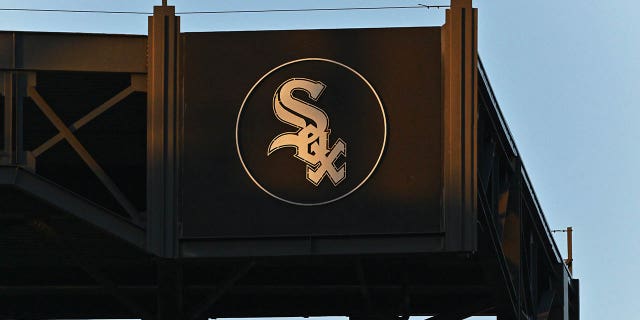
top-left (0, 1), bottom-right (579, 319)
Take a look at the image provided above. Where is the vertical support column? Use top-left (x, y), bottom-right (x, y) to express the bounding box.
top-left (442, 0), bottom-right (478, 251)
top-left (1, 72), bottom-right (10, 164)
top-left (147, 5), bottom-right (180, 258)
top-left (1, 71), bottom-right (26, 165)
top-left (549, 267), bottom-right (570, 320)
top-left (566, 226), bottom-right (573, 274)
top-left (157, 259), bottom-right (184, 320)
top-left (569, 279), bottom-right (579, 320)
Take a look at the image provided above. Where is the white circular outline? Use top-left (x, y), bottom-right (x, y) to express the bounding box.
top-left (236, 58), bottom-right (387, 206)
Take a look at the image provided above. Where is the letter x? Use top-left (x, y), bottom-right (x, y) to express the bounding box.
top-left (27, 74), bottom-right (145, 225)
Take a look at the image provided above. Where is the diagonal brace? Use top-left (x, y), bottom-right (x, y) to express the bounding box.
top-left (356, 259), bottom-right (373, 313)
top-left (30, 219), bottom-right (152, 319)
top-left (32, 85), bottom-right (136, 157)
top-left (188, 261), bottom-right (256, 320)
top-left (28, 87), bottom-right (143, 224)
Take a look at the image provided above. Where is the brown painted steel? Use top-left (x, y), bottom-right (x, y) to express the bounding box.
top-left (179, 27), bottom-right (446, 254)
top-left (147, 5), bottom-right (181, 258)
top-left (441, 0), bottom-right (478, 252)
top-left (0, 32), bottom-right (146, 73)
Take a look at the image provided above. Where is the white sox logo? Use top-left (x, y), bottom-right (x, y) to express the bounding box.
top-left (237, 58), bottom-right (386, 206)
top-left (268, 78), bottom-right (346, 186)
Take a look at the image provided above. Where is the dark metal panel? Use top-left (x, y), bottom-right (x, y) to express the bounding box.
top-left (179, 27), bottom-right (444, 252)
top-left (0, 32), bottom-right (147, 73)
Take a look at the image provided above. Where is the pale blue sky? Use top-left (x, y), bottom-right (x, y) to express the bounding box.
top-left (1, 0), bottom-right (638, 319)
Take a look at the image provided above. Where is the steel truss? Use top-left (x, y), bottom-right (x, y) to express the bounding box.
top-left (0, 1), bottom-right (578, 319)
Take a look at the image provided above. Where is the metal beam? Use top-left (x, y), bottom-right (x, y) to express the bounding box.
top-left (27, 86), bottom-right (143, 224)
top-left (1, 71), bottom-right (10, 164)
top-left (442, 0), bottom-right (478, 252)
top-left (32, 84), bottom-right (136, 157)
top-left (180, 233), bottom-right (444, 257)
top-left (146, 5), bottom-right (180, 258)
top-left (157, 259), bottom-right (184, 320)
top-left (477, 59), bottom-right (518, 158)
top-left (0, 32), bottom-right (147, 73)
top-left (0, 284), bottom-right (493, 296)
top-left (477, 189), bottom-right (519, 317)
top-left (356, 259), bottom-right (373, 313)
top-left (0, 166), bottom-right (145, 250)
top-left (29, 219), bottom-right (151, 319)
top-left (536, 288), bottom-right (555, 320)
top-left (569, 279), bottom-right (579, 320)
top-left (188, 261), bottom-right (256, 320)
top-left (1, 71), bottom-right (26, 165)
top-left (522, 178), bottom-right (564, 272)
top-left (0, 285), bottom-right (156, 295)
